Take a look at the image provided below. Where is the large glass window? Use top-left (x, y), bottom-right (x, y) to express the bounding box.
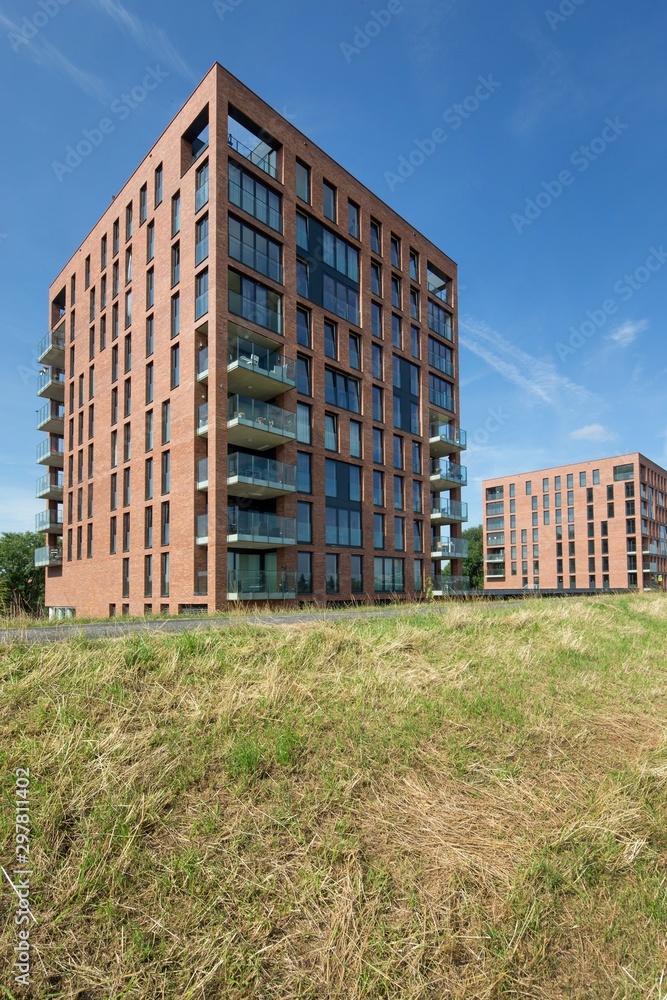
top-left (297, 552), bottom-right (312, 593)
top-left (296, 160), bottom-right (310, 202)
top-left (374, 557), bottom-right (404, 593)
top-left (326, 554), bottom-right (339, 593)
top-left (228, 269), bottom-right (283, 334)
top-left (297, 451), bottom-right (311, 493)
top-left (324, 368), bottom-right (360, 413)
top-left (297, 501), bottom-right (312, 543)
top-left (196, 215), bottom-right (209, 266)
top-left (228, 161), bottom-right (282, 232)
top-left (228, 216), bottom-right (282, 282)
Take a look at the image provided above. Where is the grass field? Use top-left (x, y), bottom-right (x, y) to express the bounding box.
top-left (1, 593), bottom-right (666, 998)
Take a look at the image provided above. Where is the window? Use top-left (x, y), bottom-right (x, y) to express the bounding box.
top-left (154, 163), bottom-right (163, 207)
top-left (145, 458), bottom-right (153, 500)
top-left (297, 451), bottom-right (312, 493)
top-left (195, 269), bottom-right (208, 318)
top-left (593, 469), bottom-right (600, 485)
top-left (123, 378), bottom-right (131, 416)
top-left (171, 243), bottom-right (180, 285)
top-left (323, 180), bottom-right (336, 221)
top-left (146, 221), bottom-right (155, 261)
top-left (171, 294), bottom-right (180, 338)
top-left (411, 325), bottom-right (420, 360)
top-left (374, 557), bottom-right (404, 593)
top-left (112, 219), bottom-right (120, 257)
top-left (296, 160), bottom-right (310, 202)
top-left (393, 476), bottom-right (404, 510)
top-left (373, 428), bottom-right (384, 464)
top-left (139, 184), bottom-right (147, 224)
top-left (146, 268), bottom-right (155, 309)
top-left (391, 276), bottom-right (401, 309)
top-left (124, 290), bottom-right (132, 329)
top-left (171, 191), bottom-right (180, 235)
top-left (371, 261), bottom-right (381, 296)
top-left (409, 249), bottom-right (418, 280)
top-left (171, 345), bottom-right (180, 388)
top-left (229, 268), bottom-right (283, 333)
top-left (324, 368), bottom-right (360, 413)
top-left (372, 301), bottom-right (383, 338)
top-left (324, 320), bottom-right (337, 359)
top-left (372, 343), bottom-right (383, 380)
top-left (525, 481), bottom-right (532, 495)
top-left (580, 471), bottom-right (586, 487)
top-left (296, 402), bottom-right (312, 443)
top-left (122, 467), bottom-right (131, 506)
top-left (412, 481), bottom-right (422, 513)
top-left (125, 202), bottom-right (133, 241)
top-left (392, 314), bottom-right (402, 349)
top-left (161, 501), bottom-right (170, 545)
top-left (123, 334), bottom-right (132, 373)
top-left (323, 274), bottom-right (359, 324)
top-left (297, 552), bottom-right (312, 594)
top-left (195, 160), bottom-right (209, 211)
top-left (297, 501), bottom-right (312, 543)
top-left (325, 554), bottom-right (339, 594)
top-left (162, 401), bottom-right (170, 444)
top-left (229, 216), bottom-right (281, 282)
top-left (110, 430), bottom-right (118, 468)
top-left (349, 333), bottom-right (361, 370)
top-left (325, 413), bottom-right (338, 451)
top-left (393, 435), bottom-right (403, 469)
top-left (123, 423), bottom-right (131, 463)
top-left (161, 451), bottom-right (170, 494)
top-left (374, 513), bottom-right (385, 549)
top-left (370, 218), bottom-right (381, 254)
top-left (228, 162), bottom-right (282, 231)
top-left (145, 362), bottom-right (153, 404)
top-left (350, 420), bottom-right (362, 458)
top-left (297, 307), bottom-right (310, 347)
top-left (144, 554), bottom-right (152, 597)
top-left (145, 409), bottom-right (153, 451)
top-left (373, 470), bottom-right (384, 506)
top-left (296, 258), bottom-right (309, 298)
top-left (348, 201), bottom-right (359, 239)
top-left (390, 234), bottom-right (401, 268)
top-left (409, 289), bottom-right (419, 320)
top-left (394, 516), bottom-right (405, 551)
top-left (413, 520), bottom-right (423, 553)
top-left (297, 355), bottom-right (311, 396)
top-left (412, 441), bottom-right (421, 475)
top-left (84, 255), bottom-right (91, 288)
top-left (372, 385), bottom-right (383, 422)
top-left (160, 552), bottom-right (169, 597)
top-left (100, 235), bottom-right (107, 270)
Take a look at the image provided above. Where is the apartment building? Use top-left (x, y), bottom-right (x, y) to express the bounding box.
top-left (35, 63), bottom-right (468, 617)
top-left (482, 453), bottom-right (667, 591)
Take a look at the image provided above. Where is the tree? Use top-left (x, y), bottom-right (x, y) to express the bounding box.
top-left (462, 525), bottom-right (484, 590)
top-left (0, 532), bottom-right (45, 615)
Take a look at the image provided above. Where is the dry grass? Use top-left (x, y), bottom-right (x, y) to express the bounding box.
top-left (1, 593), bottom-right (667, 998)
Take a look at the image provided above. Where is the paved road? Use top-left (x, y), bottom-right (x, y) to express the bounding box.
top-left (0, 604), bottom-right (459, 646)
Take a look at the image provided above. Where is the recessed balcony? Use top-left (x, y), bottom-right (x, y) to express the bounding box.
top-left (429, 422), bottom-right (466, 457)
top-left (227, 570), bottom-right (297, 601)
top-left (37, 368), bottom-right (65, 402)
top-left (431, 499), bottom-right (468, 525)
top-left (36, 437), bottom-right (64, 468)
top-left (36, 472), bottom-right (63, 501)
top-left (196, 458), bottom-right (208, 489)
top-left (428, 351), bottom-right (454, 377)
top-left (227, 509), bottom-right (297, 549)
top-left (36, 401), bottom-right (65, 434)
top-left (195, 513), bottom-right (208, 545)
top-left (34, 546), bottom-right (62, 568)
top-left (227, 451), bottom-right (296, 499)
top-left (428, 388), bottom-right (455, 418)
top-left (38, 326), bottom-right (65, 367)
top-left (430, 460), bottom-right (467, 491)
top-left (227, 395), bottom-right (296, 451)
top-left (431, 538), bottom-right (469, 560)
top-left (35, 509), bottom-right (63, 535)
top-left (197, 346), bottom-right (208, 382)
top-left (227, 335), bottom-right (296, 401)
top-left (197, 403), bottom-right (209, 437)
top-left (431, 574), bottom-right (469, 595)
top-left (485, 550), bottom-right (505, 563)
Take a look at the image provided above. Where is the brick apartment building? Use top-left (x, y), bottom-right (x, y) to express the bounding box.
top-left (35, 63), bottom-right (468, 617)
top-left (482, 453), bottom-right (667, 591)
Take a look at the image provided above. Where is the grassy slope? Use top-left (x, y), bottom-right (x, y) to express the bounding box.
top-left (1, 594), bottom-right (667, 999)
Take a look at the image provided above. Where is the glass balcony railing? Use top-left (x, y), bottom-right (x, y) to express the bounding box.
top-left (38, 368), bottom-right (65, 394)
top-left (431, 574), bottom-right (469, 594)
top-left (195, 513), bottom-right (209, 542)
top-left (485, 550), bottom-right (505, 562)
top-left (227, 395), bottom-right (296, 439)
top-left (228, 178), bottom-right (282, 233)
top-left (431, 538), bottom-right (469, 559)
top-left (429, 388), bottom-right (455, 412)
top-left (34, 546), bottom-right (62, 568)
top-left (36, 437), bottom-right (64, 463)
top-left (429, 423), bottom-right (467, 449)
top-left (197, 347), bottom-right (208, 379)
top-left (430, 460), bottom-right (467, 486)
top-left (227, 570), bottom-right (297, 599)
top-left (227, 452), bottom-right (296, 492)
top-left (431, 499), bottom-right (469, 522)
top-left (196, 458), bottom-right (208, 487)
top-left (229, 236), bottom-right (282, 284)
top-left (38, 330), bottom-right (65, 363)
top-left (228, 133), bottom-right (277, 179)
top-left (228, 337), bottom-right (295, 386)
top-left (194, 571), bottom-right (208, 596)
top-left (428, 351), bottom-right (454, 377)
top-left (197, 403), bottom-right (208, 434)
top-left (36, 472), bottom-right (64, 497)
top-left (35, 509), bottom-right (63, 532)
top-left (229, 289), bottom-right (283, 334)
top-left (227, 509), bottom-right (296, 546)
top-left (36, 401), bottom-right (65, 430)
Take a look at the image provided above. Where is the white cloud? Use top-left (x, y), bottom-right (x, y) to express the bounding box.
top-left (608, 318), bottom-right (649, 348)
top-left (569, 423), bottom-right (617, 443)
top-left (459, 315), bottom-right (595, 407)
top-left (87, 0), bottom-right (194, 79)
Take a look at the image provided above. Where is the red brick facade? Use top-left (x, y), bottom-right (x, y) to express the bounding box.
top-left (482, 453), bottom-right (667, 591)
top-left (37, 63), bottom-right (467, 616)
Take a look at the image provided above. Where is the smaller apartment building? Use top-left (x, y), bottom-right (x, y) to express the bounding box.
top-left (482, 453), bottom-right (667, 591)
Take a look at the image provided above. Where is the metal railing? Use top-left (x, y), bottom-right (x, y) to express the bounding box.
top-left (228, 133), bottom-right (277, 179)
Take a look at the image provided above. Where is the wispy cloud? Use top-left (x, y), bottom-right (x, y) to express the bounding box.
top-left (569, 423), bottom-right (617, 443)
top-left (459, 315), bottom-right (595, 407)
top-left (608, 318), bottom-right (649, 348)
top-left (87, 0), bottom-right (194, 79)
top-left (0, 10), bottom-right (108, 100)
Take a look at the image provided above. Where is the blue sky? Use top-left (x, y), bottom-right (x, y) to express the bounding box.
top-left (1, 0), bottom-right (666, 531)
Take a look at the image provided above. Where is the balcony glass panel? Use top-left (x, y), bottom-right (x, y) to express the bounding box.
top-left (228, 337), bottom-right (295, 385)
top-left (227, 452), bottom-right (296, 491)
top-left (227, 396), bottom-right (296, 438)
top-left (227, 509), bottom-right (296, 545)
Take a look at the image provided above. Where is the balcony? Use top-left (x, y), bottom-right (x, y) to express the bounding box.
top-left (431, 574), bottom-right (470, 596)
top-left (428, 351), bottom-right (454, 377)
top-left (38, 328), bottom-right (65, 367)
top-left (37, 368), bottom-right (65, 402)
top-left (36, 401), bottom-right (65, 434)
top-left (227, 395), bottom-right (296, 451)
top-left (197, 347), bottom-right (208, 382)
top-left (34, 546), bottom-right (62, 568)
top-left (485, 550), bottom-right (506, 563)
top-left (36, 472), bottom-right (63, 501)
top-left (197, 403), bottom-right (209, 437)
top-left (485, 567), bottom-right (506, 579)
top-left (429, 422), bottom-right (466, 457)
top-left (227, 570), bottom-right (297, 601)
top-left (229, 288), bottom-right (283, 335)
top-left (227, 509), bottom-right (296, 549)
top-left (196, 458), bottom-right (208, 489)
top-left (430, 460), bottom-right (467, 490)
top-left (431, 538), bottom-right (469, 560)
top-left (194, 571), bottom-right (208, 596)
top-left (35, 509), bottom-right (63, 534)
top-left (429, 388), bottom-right (455, 416)
top-left (227, 451), bottom-right (296, 499)
top-left (227, 336), bottom-right (295, 400)
top-left (36, 437), bottom-right (64, 468)
top-left (431, 498), bottom-right (468, 525)
top-left (196, 513), bottom-right (208, 545)
top-left (643, 562), bottom-right (658, 574)
top-left (228, 132), bottom-right (278, 179)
